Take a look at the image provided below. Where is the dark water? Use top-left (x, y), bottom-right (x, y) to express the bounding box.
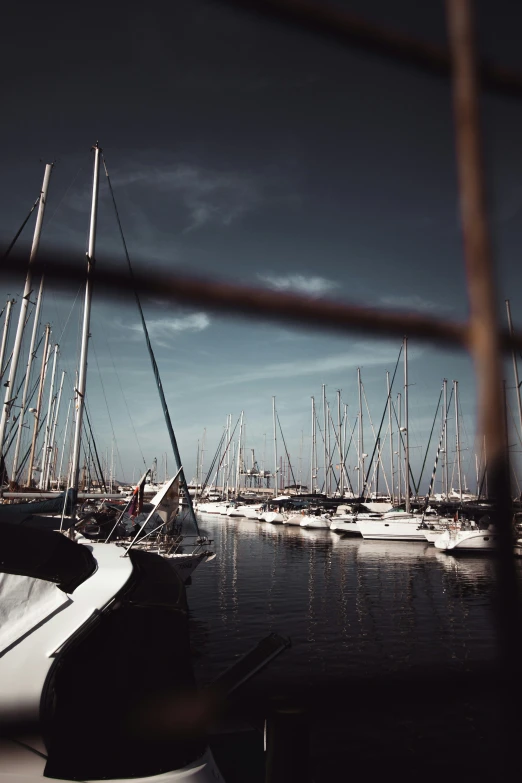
top-left (188, 515), bottom-right (518, 781)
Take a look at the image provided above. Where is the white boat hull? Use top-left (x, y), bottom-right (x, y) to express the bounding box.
top-left (356, 518), bottom-right (427, 541)
top-left (329, 519), bottom-right (360, 534)
top-left (434, 528), bottom-right (498, 551)
top-left (283, 514), bottom-right (305, 526)
top-left (262, 512), bottom-right (284, 524)
top-left (243, 506), bottom-right (262, 520)
top-left (423, 530), bottom-right (444, 544)
top-left (226, 506), bottom-right (245, 517)
top-left (166, 551), bottom-right (215, 580)
top-left (300, 515), bottom-right (330, 529)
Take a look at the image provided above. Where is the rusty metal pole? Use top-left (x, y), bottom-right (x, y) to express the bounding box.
top-left (445, 0), bottom-right (521, 669)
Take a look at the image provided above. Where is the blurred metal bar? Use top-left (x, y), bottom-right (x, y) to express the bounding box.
top-left (216, 0), bottom-right (522, 99)
top-left (446, 0), bottom-right (521, 681)
top-left (2, 250), bottom-right (522, 352)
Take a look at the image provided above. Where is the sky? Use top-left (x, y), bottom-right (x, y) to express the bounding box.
top-left (2, 0), bottom-right (522, 494)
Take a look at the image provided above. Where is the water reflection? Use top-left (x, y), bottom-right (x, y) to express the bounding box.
top-left (191, 514), bottom-right (500, 683)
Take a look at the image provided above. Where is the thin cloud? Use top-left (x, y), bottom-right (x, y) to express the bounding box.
top-left (112, 163), bottom-right (260, 232)
top-left (127, 313), bottom-right (210, 347)
top-left (258, 273), bottom-right (337, 297)
top-left (379, 294), bottom-right (453, 313)
top-left (65, 161), bottom-right (260, 232)
top-left (205, 342), bottom-right (422, 388)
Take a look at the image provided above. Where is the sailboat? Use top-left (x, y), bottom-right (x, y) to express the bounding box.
top-left (434, 518), bottom-right (497, 552)
top-left (356, 339), bottom-right (434, 541)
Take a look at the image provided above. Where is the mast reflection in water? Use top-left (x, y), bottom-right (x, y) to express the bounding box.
top-left (189, 515), bottom-right (517, 781)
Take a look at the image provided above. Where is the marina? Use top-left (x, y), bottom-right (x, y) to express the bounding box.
top-left (189, 513), bottom-right (515, 780)
top-left (3, 0), bottom-right (522, 780)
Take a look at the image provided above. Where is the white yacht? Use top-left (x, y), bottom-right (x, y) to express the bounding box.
top-left (434, 525), bottom-right (498, 552)
top-left (300, 514), bottom-right (331, 530)
top-left (329, 512), bottom-right (382, 535)
top-left (283, 511), bottom-right (306, 526)
top-left (243, 504), bottom-right (263, 520)
top-left (259, 510), bottom-right (284, 524)
top-left (196, 501), bottom-right (230, 515)
top-left (356, 509), bottom-right (435, 541)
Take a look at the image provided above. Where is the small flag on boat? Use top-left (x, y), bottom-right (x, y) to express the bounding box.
top-left (128, 469), bottom-right (149, 519)
top-left (150, 468), bottom-right (182, 527)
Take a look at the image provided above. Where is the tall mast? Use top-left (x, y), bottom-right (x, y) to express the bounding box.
top-left (343, 403), bottom-right (348, 494)
top-left (0, 164), bottom-right (53, 458)
top-left (236, 410), bottom-right (244, 496)
top-left (225, 414), bottom-right (231, 498)
top-left (454, 379), bottom-right (463, 502)
top-left (27, 324), bottom-right (51, 486)
top-left (299, 429), bottom-right (303, 492)
top-left (311, 396), bottom-right (316, 493)
top-left (387, 371), bottom-right (394, 504)
top-left (375, 437), bottom-right (381, 496)
top-left (39, 343), bottom-right (58, 489)
top-left (337, 390), bottom-right (343, 497)
top-left (11, 277), bottom-right (45, 481)
top-left (0, 300), bottom-right (15, 380)
top-left (506, 300), bottom-right (522, 443)
top-left (327, 401), bottom-right (332, 496)
top-left (272, 396), bottom-right (278, 498)
top-left (397, 392), bottom-right (402, 504)
top-left (57, 399), bottom-right (72, 490)
top-left (403, 337), bottom-right (410, 513)
top-left (110, 438), bottom-right (114, 493)
top-left (70, 142), bottom-right (101, 492)
top-left (322, 384), bottom-right (328, 495)
top-left (443, 378), bottom-right (449, 499)
top-left (44, 369), bottom-right (65, 490)
top-left (357, 368), bottom-right (363, 497)
top-left (200, 428), bottom-right (206, 490)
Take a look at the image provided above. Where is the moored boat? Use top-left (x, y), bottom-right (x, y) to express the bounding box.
top-left (300, 513), bottom-right (330, 530)
top-left (434, 525), bottom-right (498, 552)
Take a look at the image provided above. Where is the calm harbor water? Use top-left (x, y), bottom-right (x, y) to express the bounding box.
top-left (187, 514), bottom-right (518, 781)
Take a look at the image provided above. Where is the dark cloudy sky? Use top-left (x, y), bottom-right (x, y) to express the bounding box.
top-left (2, 0), bottom-right (522, 493)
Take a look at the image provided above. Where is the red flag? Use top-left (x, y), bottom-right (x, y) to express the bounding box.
top-left (128, 470), bottom-right (149, 519)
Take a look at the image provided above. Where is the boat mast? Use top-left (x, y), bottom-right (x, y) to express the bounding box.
top-left (343, 403), bottom-right (348, 494)
top-left (311, 396), bottom-right (316, 493)
top-left (403, 337), bottom-right (410, 513)
top-left (337, 390), bottom-right (343, 497)
top-left (357, 368), bottom-right (363, 497)
top-left (443, 378), bottom-right (449, 499)
top-left (506, 299), bottom-right (522, 443)
top-left (44, 369), bottom-right (65, 490)
top-left (11, 277), bottom-right (45, 481)
top-left (397, 391), bottom-right (402, 504)
top-left (0, 300), bottom-right (15, 380)
top-left (387, 371), bottom-right (394, 504)
top-left (27, 324), bottom-right (51, 486)
top-left (226, 414), bottom-right (231, 498)
top-left (322, 384), bottom-right (328, 495)
top-left (58, 397), bottom-right (72, 489)
top-left (39, 343), bottom-right (58, 489)
top-left (69, 142), bottom-right (101, 493)
top-left (200, 428), bottom-right (206, 491)
top-left (454, 379), bottom-right (463, 502)
top-left (0, 164), bottom-right (52, 460)
top-left (272, 396), bottom-right (278, 497)
top-left (236, 410), bottom-right (244, 497)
